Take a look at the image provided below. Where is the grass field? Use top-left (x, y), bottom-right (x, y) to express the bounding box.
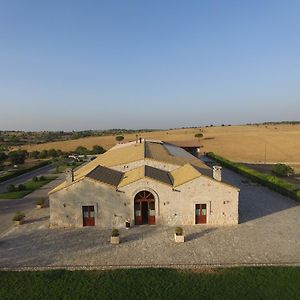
top-left (0, 176), bottom-right (57, 199)
top-left (19, 124), bottom-right (300, 163)
top-left (0, 267), bottom-right (299, 300)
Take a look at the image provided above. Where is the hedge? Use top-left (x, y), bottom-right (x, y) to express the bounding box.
top-left (207, 152), bottom-right (300, 202)
top-left (0, 160), bottom-right (50, 183)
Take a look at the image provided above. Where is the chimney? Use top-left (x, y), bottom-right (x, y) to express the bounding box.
top-left (66, 168), bottom-right (74, 183)
top-left (213, 166), bottom-right (222, 181)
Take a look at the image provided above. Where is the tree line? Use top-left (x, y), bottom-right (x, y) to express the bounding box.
top-left (0, 145), bottom-right (106, 166)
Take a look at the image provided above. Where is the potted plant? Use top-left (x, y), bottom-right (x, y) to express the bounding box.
top-left (174, 227), bottom-right (185, 243)
top-left (13, 211), bottom-right (25, 226)
top-left (36, 198), bottom-right (45, 209)
top-left (110, 228), bottom-right (120, 244)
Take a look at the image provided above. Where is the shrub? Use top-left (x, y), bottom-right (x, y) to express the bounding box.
top-left (272, 164), bottom-right (294, 177)
top-left (175, 227), bottom-right (183, 236)
top-left (13, 211), bottom-right (25, 221)
top-left (32, 176), bottom-right (38, 182)
top-left (18, 184), bottom-right (26, 191)
top-left (7, 184), bottom-right (15, 192)
top-left (39, 176), bottom-right (46, 181)
top-left (111, 228), bottom-right (119, 237)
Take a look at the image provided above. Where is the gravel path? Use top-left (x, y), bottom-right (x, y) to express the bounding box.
top-left (0, 168), bottom-right (299, 268)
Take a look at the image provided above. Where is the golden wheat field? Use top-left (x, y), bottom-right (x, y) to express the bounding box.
top-left (20, 124), bottom-right (300, 163)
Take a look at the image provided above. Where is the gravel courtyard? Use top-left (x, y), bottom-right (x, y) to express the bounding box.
top-left (0, 168), bottom-right (299, 268)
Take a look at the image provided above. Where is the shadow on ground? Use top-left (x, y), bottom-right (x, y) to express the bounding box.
top-left (185, 228), bottom-right (217, 242)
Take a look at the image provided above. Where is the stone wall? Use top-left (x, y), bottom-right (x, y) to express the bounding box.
top-left (50, 174), bottom-right (239, 228)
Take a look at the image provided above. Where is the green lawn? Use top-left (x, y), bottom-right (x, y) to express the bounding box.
top-left (0, 176), bottom-right (57, 199)
top-left (0, 267), bottom-right (299, 300)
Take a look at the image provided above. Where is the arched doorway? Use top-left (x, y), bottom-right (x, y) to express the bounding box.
top-left (134, 190), bottom-right (155, 225)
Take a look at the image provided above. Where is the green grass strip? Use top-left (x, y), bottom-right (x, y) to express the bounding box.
top-left (0, 176), bottom-right (57, 199)
top-left (0, 267), bottom-right (299, 300)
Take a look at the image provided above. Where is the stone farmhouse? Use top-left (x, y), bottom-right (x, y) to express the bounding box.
top-left (49, 140), bottom-right (239, 228)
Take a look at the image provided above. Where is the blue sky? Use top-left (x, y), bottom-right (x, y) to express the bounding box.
top-left (0, 0), bottom-right (299, 131)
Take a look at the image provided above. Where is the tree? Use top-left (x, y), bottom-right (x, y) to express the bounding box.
top-left (29, 151), bottom-right (40, 159)
top-left (8, 151), bottom-right (26, 165)
top-left (194, 133), bottom-right (203, 139)
top-left (0, 152), bottom-right (7, 163)
top-left (115, 135), bottom-right (124, 142)
top-left (194, 133), bottom-right (203, 142)
top-left (92, 145), bottom-right (105, 154)
top-left (272, 164), bottom-right (295, 177)
top-left (39, 150), bottom-right (49, 159)
top-left (75, 146), bottom-right (88, 155)
top-left (48, 149), bottom-right (58, 158)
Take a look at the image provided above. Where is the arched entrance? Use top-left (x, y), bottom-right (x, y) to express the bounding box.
top-left (134, 190), bottom-right (155, 225)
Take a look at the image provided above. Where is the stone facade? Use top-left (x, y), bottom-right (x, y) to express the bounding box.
top-left (49, 170), bottom-right (239, 228)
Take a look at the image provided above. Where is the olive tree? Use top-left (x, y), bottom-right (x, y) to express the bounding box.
top-left (115, 135), bottom-right (124, 142)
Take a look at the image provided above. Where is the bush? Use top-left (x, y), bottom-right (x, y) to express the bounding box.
top-left (272, 164), bottom-right (294, 177)
top-left (32, 176), bottom-right (38, 182)
top-left (111, 228), bottom-right (119, 237)
top-left (7, 184), bottom-right (15, 192)
top-left (13, 211), bottom-right (25, 221)
top-left (18, 184), bottom-right (26, 191)
top-left (207, 152), bottom-right (300, 202)
top-left (39, 176), bottom-right (46, 181)
top-left (175, 227), bottom-right (183, 236)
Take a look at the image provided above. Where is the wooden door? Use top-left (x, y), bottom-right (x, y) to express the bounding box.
top-left (148, 201), bottom-right (155, 225)
top-left (134, 191), bottom-right (155, 225)
top-left (82, 206), bottom-right (95, 226)
top-left (134, 202), bottom-right (142, 225)
top-left (195, 204), bottom-right (207, 224)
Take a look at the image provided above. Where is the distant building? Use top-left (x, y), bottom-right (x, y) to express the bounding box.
top-left (49, 140), bottom-right (239, 228)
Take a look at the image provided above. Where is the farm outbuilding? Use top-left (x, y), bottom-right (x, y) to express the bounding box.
top-left (49, 140), bottom-right (239, 228)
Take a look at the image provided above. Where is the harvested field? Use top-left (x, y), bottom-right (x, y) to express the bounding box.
top-left (20, 124), bottom-right (300, 163)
